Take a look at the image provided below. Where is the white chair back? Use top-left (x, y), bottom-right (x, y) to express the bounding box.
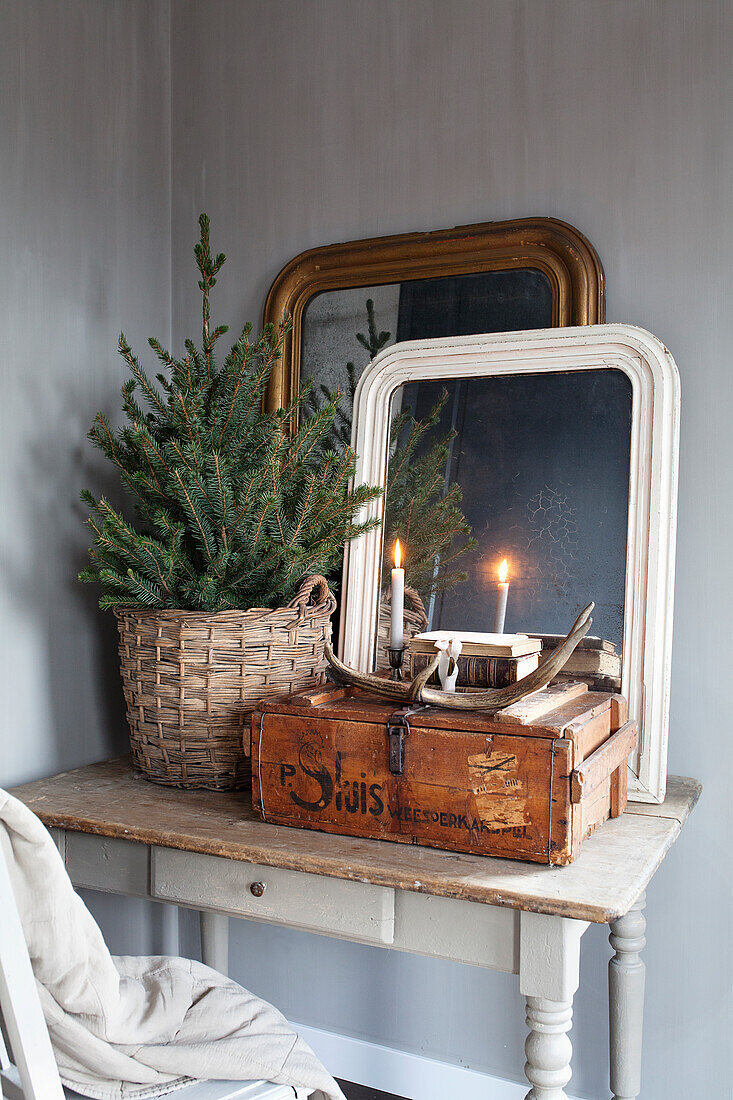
top-left (0, 835), bottom-right (309, 1100)
top-left (0, 832), bottom-right (66, 1098)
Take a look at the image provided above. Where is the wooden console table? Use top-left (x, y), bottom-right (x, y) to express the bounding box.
top-left (11, 759), bottom-right (700, 1100)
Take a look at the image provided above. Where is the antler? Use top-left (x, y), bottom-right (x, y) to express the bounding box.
top-left (325, 602), bottom-right (595, 711)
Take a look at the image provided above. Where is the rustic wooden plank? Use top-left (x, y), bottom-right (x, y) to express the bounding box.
top-left (571, 722), bottom-right (638, 804)
top-left (609, 695), bottom-right (629, 732)
top-left (254, 714), bottom-right (562, 863)
top-left (254, 684), bottom-right (597, 741)
top-left (494, 681), bottom-right (588, 725)
top-left (570, 709), bottom-right (616, 765)
top-left (8, 760), bottom-right (700, 923)
top-left (609, 695), bottom-right (633, 809)
top-left (295, 683), bottom-right (354, 707)
top-left (580, 776), bottom-right (612, 841)
top-left (548, 739), bottom-right (574, 866)
top-left (610, 761), bottom-right (629, 818)
top-left (530, 692), bottom-right (612, 736)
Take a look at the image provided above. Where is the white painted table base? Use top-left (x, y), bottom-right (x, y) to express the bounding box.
top-left (12, 764), bottom-right (698, 1100)
top-left (519, 912), bottom-right (588, 1100)
top-left (609, 893), bottom-right (646, 1100)
top-left (193, 886), bottom-right (647, 1100)
top-left (52, 835), bottom-right (641, 1100)
top-left (173, 901), bottom-right (639, 1100)
top-left (201, 910), bottom-right (230, 976)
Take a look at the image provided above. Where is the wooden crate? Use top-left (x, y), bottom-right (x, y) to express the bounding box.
top-left (252, 681), bottom-right (637, 865)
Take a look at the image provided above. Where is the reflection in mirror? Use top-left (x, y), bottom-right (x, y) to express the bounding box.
top-left (301, 270), bottom-right (557, 650)
top-left (300, 269), bottom-right (554, 431)
top-left (375, 370), bottom-right (632, 684)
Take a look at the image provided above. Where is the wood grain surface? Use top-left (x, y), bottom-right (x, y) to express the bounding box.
top-left (253, 683), bottom-right (629, 865)
top-left (9, 758), bottom-right (700, 923)
top-left (254, 713), bottom-right (573, 864)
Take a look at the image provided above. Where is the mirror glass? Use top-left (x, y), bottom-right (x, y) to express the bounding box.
top-left (374, 368), bottom-right (632, 674)
top-left (301, 269), bottom-right (558, 652)
top-left (300, 269), bottom-right (554, 423)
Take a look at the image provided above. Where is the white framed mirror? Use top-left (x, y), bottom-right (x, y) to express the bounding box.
top-left (341, 325), bottom-right (680, 803)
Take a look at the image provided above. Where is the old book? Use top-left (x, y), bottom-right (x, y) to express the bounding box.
top-left (410, 650), bottom-right (540, 688)
top-left (410, 630), bottom-right (542, 658)
top-left (549, 648), bottom-right (622, 677)
top-left (529, 633), bottom-right (617, 654)
top-left (556, 671), bottom-right (622, 693)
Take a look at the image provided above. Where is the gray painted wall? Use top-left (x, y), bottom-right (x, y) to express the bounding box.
top-left (170, 3), bottom-right (731, 1098)
top-left (0, 0), bottom-right (178, 951)
top-left (0, 0), bottom-right (172, 785)
top-left (2, 2), bottom-right (730, 1097)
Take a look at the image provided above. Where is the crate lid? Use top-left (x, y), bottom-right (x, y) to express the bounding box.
top-left (257, 680), bottom-right (622, 741)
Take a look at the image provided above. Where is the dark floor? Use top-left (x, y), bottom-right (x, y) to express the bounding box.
top-left (337, 1081), bottom-right (409, 1100)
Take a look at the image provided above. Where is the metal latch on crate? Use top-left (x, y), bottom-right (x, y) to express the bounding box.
top-left (387, 708), bottom-right (412, 776)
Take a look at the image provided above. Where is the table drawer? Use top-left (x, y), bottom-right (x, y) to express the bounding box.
top-left (62, 832), bottom-right (150, 897)
top-left (151, 847), bottom-right (395, 945)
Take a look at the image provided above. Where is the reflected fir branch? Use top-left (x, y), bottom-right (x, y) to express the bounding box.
top-left (305, 298), bottom-right (476, 602)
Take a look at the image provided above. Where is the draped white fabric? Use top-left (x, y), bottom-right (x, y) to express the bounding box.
top-left (0, 790), bottom-right (345, 1100)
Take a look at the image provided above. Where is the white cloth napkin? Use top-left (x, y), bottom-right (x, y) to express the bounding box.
top-left (0, 789), bottom-right (345, 1100)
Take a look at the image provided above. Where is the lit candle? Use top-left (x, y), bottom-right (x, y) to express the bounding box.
top-left (493, 558), bottom-right (509, 633)
top-left (390, 539), bottom-right (405, 649)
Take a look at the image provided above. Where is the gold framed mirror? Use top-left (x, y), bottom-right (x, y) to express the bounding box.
top-left (263, 217), bottom-right (605, 413)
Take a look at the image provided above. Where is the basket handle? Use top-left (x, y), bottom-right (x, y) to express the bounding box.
top-left (287, 574), bottom-right (337, 623)
top-left (382, 584), bottom-right (429, 627)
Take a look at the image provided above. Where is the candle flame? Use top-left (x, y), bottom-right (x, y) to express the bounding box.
top-left (394, 538), bottom-right (402, 569)
top-left (498, 558), bottom-right (509, 583)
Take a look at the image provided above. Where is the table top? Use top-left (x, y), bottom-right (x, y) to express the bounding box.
top-left (10, 758), bottom-right (700, 923)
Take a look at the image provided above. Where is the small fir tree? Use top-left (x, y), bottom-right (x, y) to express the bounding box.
top-left (307, 299), bottom-right (475, 599)
top-left (79, 215), bottom-right (382, 612)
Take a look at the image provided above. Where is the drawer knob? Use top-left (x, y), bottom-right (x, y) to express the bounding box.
top-left (249, 881), bottom-right (266, 898)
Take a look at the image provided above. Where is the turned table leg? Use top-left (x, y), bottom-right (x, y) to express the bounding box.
top-left (524, 996), bottom-right (575, 1099)
top-left (609, 891), bottom-right (646, 1100)
top-left (200, 910), bottom-right (229, 975)
top-left (520, 911), bottom-right (589, 1100)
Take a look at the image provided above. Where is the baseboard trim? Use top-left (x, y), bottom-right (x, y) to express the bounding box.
top-left (294, 1021), bottom-right (550, 1100)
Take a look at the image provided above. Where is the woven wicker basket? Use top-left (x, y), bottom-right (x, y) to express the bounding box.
top-left (115, 575), bottom-right (336, 790)
top-left (375, 585), bottom-right (429, 670)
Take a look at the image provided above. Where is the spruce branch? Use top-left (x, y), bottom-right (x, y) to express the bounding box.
top-left (81, 214), bottom-right (382, 612)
